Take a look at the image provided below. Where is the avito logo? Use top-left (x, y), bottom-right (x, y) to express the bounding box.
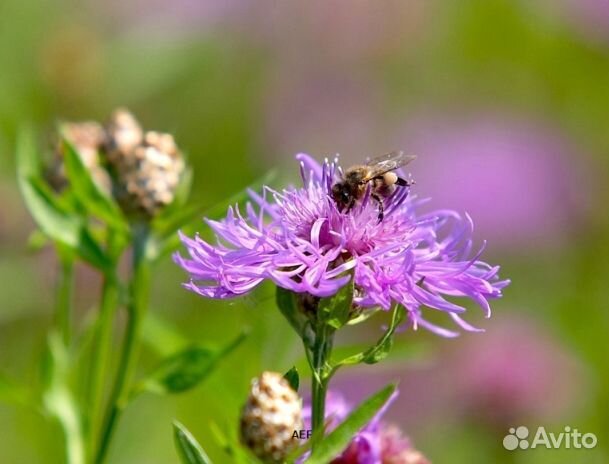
top-left (503, 426), bottom-right (597, 450)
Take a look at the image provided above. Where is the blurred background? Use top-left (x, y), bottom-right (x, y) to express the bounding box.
top-left (1, 0), bottom-right (608, 462)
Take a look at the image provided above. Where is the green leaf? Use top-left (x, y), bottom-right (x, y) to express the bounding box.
top-left (276, 287), bottom-right (314, 348)
top-left (173, 421), bottom-right (212, 464)
top-left (347, 307), bottom-right (380, 326)
top-left (362, 305), bottom-right (405, 364)
top-left (209, 422), bottom-right (263, 464)
top-left (318, 278), bottom-right (354, 330)
top-left (141, 312), bottom-right (190, 357)
top-left (334, 305), bottom-right (405, 367)
top-left (138, 330), bottom-right (248, 395)
top-left (283, 366), bottom-right (299, 392)
top-left (16, 128), bottom-right (111, 271)
top-left (61, 137), bottom-right (127, 233)
top-left (306, 384), bottom-right (397, 464)
top-left (74, 227), bottom-right (113, 272)
top-left (143, 345), bottom-right (214, 394)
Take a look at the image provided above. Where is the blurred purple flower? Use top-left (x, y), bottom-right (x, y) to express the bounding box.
top-left (564, 0), bottom-right (609, 43)
top-left (263, 73), bottom-right (387, 164)
top-left (94, 0), bottom-right (251, 38)
top-left (300, 390), bottom-right (430, 464)
top-left (536, 0), bottom-right (609, 44)
top-left (258, 1), bottom-right (431, 64)
top-left (399, 113), bottom-right (591, 248)
top-left (175, 154), bottom-right (508, 337)
top-left (444, 314), bottom-right (585, 428)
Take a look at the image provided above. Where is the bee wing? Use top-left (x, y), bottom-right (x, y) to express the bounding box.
top-left (364, 151), bottom-right (416, 179)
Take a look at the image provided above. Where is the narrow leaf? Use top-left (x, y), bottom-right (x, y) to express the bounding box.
top-left (147, 346), bottom-right (214, 394)
top-left (209, 422), bottom-right (263, 464)
top-left (306, 384), bottom-right (397, 464)
top-left (139, 330), bottom-right (248, 395)
top-left (16, 128), bottom-right (111, 271)
top-left (75, 227), bottom-right (113, 272)
top-left (61, 138), bottom-right (127, 232)
top-left (283, 367), bottom-right (299, 392)
top-left (173, 421), bottom-right (212, 464)
top-left (362, 305), bottom-right (405, 364)
top-left (334, 305), bottom-right (405, 367)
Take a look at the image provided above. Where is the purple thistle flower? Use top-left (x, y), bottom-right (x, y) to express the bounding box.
top-left (300, 390), bottom-right (430, 464)
top-left (175, 154), bottom-right (508, 337)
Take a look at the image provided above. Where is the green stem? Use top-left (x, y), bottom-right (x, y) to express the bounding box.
top-left (49, 249), bottom-right (83, 464)
top-left (55, 250), bottom-right (75, 346)
top-left (309, 325), bottom-right (334, 448)
top-left (94, 225), bottom-right (150, 464)
top-left (87, 272), bottom-right (119, 458)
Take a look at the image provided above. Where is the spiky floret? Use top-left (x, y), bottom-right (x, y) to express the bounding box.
top-left (176, 153), bottom-right (509, 337)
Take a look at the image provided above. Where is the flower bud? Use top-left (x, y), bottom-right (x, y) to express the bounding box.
top-left (240, 372), bottom-right (302, 463)
top-left (104, 109), bottom-right (185, 218)
top-left (104, 108), bottom-right (143, 164)
top-left (47, 121), bottom-right (111, 193)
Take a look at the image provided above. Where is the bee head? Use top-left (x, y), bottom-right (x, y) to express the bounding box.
top-left (332, 182), bottom-right (351, 209)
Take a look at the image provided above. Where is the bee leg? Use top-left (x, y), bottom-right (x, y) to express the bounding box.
top-left (345, 196), bottom-right (356, 213)
top-left (395, 177), bottom-right (412, 187)
top-left (371, 192), bottom-right (384, 223)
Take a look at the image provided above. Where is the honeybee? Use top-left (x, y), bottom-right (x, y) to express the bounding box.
top-left (331, 151), bottom-right (416, 222)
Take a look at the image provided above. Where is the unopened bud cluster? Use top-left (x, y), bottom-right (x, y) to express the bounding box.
top-left (104, 109), bottom-right (185, 217)
top-left (48, 121), bottom-right (111, 194)
top-left (50, 108), bottom-right (185, 218)
top-left (240, 372), bottom-right (302, 463)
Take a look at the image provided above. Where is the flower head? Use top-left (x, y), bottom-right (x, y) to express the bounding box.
top-left (104, 109), bottom-right (185, 217)
top-left (47, 121), bottom-right (112, 194)
top-left (175, 154), bottom-right (508, 336)
top-left (240, 371), bottom-right (303, 463)
top-left (46, 108), bottom-right (186, 219)
top-left (301, 390), bottom-right (429, 464)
